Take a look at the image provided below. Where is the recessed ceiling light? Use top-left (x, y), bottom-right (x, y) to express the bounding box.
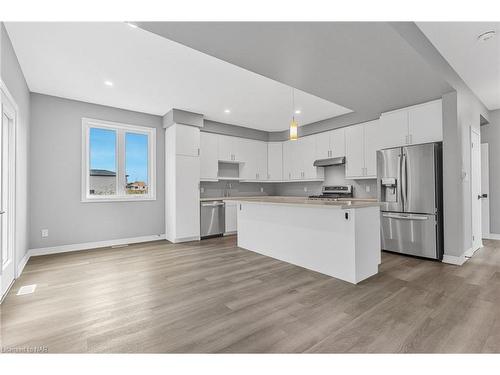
top-left (126, 22), bottom-right (138, 29)
top-left (104, 80), bottom-right (114, 87)
top-left (295, 110), bottom-right (301, 114)
top-left (477, 30), bottom-right (496, 42)
top-left (224, 109), bottom-right (231, 114)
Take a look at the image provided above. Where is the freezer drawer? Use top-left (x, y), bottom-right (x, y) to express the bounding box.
top-left (381, 212), bottom-right (438, 259)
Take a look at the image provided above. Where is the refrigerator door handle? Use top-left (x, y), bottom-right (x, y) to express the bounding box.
top-left (397, 153), bottom-right (402, 209)
top-left (401, 153), bottom-right (407, 211)
top-left (382, 213), bottom-right (429, 220)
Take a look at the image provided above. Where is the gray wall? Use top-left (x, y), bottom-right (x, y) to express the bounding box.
top-left (1, 23), bottom-right (31, 266)
top-left (29, 93), bottom-right (165, 249)
top-left (481, 109), bottom-right (500, 234)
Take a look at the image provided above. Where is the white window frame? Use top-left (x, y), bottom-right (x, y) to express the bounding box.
top-left (81, 118), bottom-right (156, 202)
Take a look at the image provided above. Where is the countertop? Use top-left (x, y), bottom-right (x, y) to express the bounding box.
top-left (220, 196), bottom-right (380, 209)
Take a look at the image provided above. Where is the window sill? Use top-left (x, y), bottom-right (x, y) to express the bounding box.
top-left (81, 195), bottom-right (156, 203)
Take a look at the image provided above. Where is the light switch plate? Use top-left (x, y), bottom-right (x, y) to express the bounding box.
top-left (365, 185), bottom-right (371, 193)
top-left (41, 229), bottom-right (49, 238)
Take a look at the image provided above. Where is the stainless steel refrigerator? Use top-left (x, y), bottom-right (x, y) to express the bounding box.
top-left (377, 142), bottom-right (443, 260)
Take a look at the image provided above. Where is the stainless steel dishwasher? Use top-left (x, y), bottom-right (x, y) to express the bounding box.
top-left (200, 200), bottom-right (225, 238)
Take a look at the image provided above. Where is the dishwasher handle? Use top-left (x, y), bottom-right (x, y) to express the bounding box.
top-left (382, 213), bottom-right (429, 220)
top-left (201, 202), bottom-right (225, 207)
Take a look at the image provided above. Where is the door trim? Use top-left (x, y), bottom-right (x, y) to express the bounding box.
top-left (470, 126), bottom-right (482, 253)
top-left (0, 79), bottom-right (18, 302)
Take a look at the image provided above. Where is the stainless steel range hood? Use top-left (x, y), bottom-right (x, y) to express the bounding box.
top-left (313, 156), bottom-right (345, 167)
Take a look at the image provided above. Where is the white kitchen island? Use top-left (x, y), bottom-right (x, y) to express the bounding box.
top-left (232, 197), bottom-right (381, 284)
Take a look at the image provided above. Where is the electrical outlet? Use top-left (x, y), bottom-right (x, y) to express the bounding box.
top-left (304, 187), bottom-right (308, 192)
top-left (41, 229), bottom-right (49, 238)
top-left (260, 187), bottom-right (264, 193)
top-left (365, 185), bottom-right (371, 193)
top-left (200, 187), bottom-right (205, 193)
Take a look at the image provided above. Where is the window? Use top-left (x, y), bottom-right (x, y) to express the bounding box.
top-left (82, 118), bottom-right (156, 202)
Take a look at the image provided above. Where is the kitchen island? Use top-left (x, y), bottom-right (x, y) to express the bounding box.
top-left (231, 197), bottom-right (381, 284)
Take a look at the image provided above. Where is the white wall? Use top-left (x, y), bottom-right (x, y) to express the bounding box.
top-left (481, 109), bottom-right (500, 234)
top-left (1, 23), bottom-right (31, 268)
top-left (29, 93), bottom-right (165, 249)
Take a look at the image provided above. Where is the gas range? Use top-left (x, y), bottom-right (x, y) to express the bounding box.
top-left (308, 185), bottom-right (353, 201)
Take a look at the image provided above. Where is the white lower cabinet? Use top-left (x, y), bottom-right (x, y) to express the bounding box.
top-left (225, 201), bottom-right (237, 234)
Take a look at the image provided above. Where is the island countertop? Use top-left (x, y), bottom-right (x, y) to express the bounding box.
top-left (226, 196), bottom-right (380, 209)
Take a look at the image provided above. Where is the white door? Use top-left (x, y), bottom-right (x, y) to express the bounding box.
top-left (225, 201), bottom-right (237, 233)
top-left (408, 100), bottom-right (443, 144)
top-left (481, 143), bottom-right (490, 237)
top-left (200, 132), bottom-right (218, 180)
top-left (175, 155), bottom-right (200, 240)
top-left (470, 128), bottom-right (482, 252)
top-left (1, 92), bottom-right (16, 300)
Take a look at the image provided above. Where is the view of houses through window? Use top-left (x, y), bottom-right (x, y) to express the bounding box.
top-left (87, 125), bottom-right (150, 197)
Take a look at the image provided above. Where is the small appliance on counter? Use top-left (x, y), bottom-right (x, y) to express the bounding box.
top-left (308, 185), bottom-right (353, 201)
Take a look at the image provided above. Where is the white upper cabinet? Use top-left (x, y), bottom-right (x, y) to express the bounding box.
top-left (282, 140), bottom-right (296, 181)
top-left (345, 124), bottom-right (365, 178)
top-left (314, 128), bottom-right (346, 160)
top-left (315, 131), bottom-right (331, 160)
top-left (200, 132), bottom-right (218, 180)
top-left (255, 141), bottom-right (268, 180)
top-left (267, 142), bottom-right (283, 181)
top-left (379, 110), bottom-right (409, 148)
top-left (239, 139), bottom-right (268, 181)
top-left (217, 134), bottom-right (234, 162)
top-left (330, 128), bottom-right (346, 158)
top-left (363, 120), bottom-right (382, 177)
top-left (380, 99), bottom-right (443, 148)
top-left (345, 120), bottom-right (379, 179)
top-left (175, 125), bottom-right (200, 157)
top-left (408, 99), bottom-right (442, 144)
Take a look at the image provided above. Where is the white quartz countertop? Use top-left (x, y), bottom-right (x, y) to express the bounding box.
top-left (225, 196), bottom-right (380, 209)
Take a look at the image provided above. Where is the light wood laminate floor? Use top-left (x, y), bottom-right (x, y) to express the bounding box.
top-left (1, 236), bottom-right (500, 353)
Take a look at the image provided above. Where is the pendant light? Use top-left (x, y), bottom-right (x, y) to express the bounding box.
top-left (289, 88), bottom-right (298, 141)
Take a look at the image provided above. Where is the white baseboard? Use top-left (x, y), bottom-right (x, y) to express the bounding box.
top-left (483, 233), bottom-right (500, 240)
top-left (28, 234), bottom-right (166, 257)
top-left (442, 254), bottom-right (468, 266)
top-left (16, 252), bottom-right (30, 277)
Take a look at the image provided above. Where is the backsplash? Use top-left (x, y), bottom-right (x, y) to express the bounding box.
top-left (201, 166), bottom-right (378, 199)
top-left (200, 181), bottom-right (276, 199)
top-left (274, 165), bottom-right (378, 199)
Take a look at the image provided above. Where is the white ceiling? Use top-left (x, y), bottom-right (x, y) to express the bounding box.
top-left (4, 22), bottom-right (352, 131)
top-left (417, 22), bottom-right (500, 110)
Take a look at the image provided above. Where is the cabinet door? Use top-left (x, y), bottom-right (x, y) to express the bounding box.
top-left (300, 136), bottom-right (319, 179)
top-left (330, 128), bottom-right (346, 158)
top-left (238, 139), bottom-right (258, 180)
top-left (363, 120), bottom-right (381, 178)
top-left (217, 135), bottom-right (233, 162)
top-left (255, 141), bottom-right (268, 180)
top-left (345, 124), bottom-right (365, 178)
top-left (175, 155), bottom-right (200, 239)
top-left (225, 202), bottom-right (237, 233)
top-left (408, 100), bottom-right (442, 144)
top-left (282, 140), bottom-right (295, 181)
top-left (379, 110), bottom-right (409, 148)
top-left (200, 132), bottom-right (218, 180)
top-left (176, 125), bottom-right (200, 157)
top-left (314, 131), bottom-right (331, 160)
top-left (267, 142), bottom-right (283, 181)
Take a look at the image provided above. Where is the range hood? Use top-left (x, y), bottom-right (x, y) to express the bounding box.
top-left (313, 156), bottom-right (346, 167)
